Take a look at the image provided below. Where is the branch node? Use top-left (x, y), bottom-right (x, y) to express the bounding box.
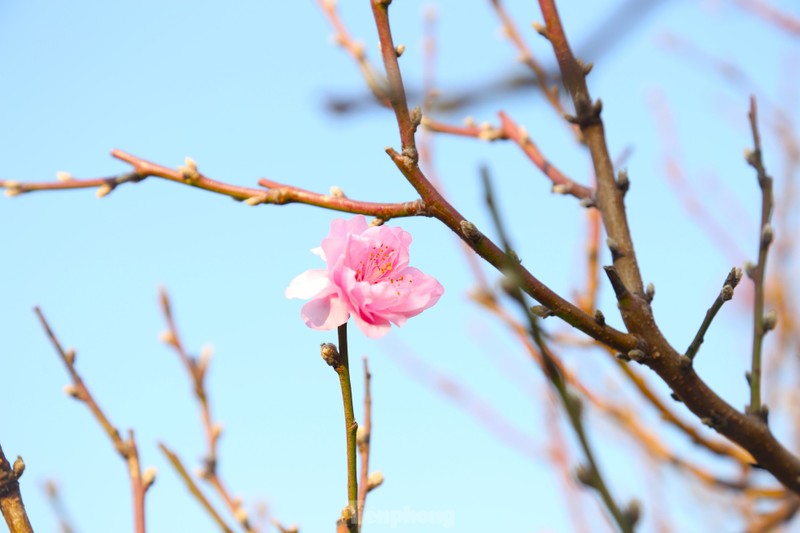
top-left (627, 349), bottom-right (646, 363)
top-left (575, 464), bottom-right (597, 487)
top-left (606, 238), bottom-right (623, 260)
top-left (96, 183), bottom-right (113, 198)
top-left (340, 505), bottom-right (356, 525)
top-left (531, 21), bottom-right (549, 39)
top-left (401, 146), bottom-right (419, 164)
top-left (320, 343), bottom-right (341, 367)
top-left (329, 185), bottom-right (347, 198)
top-left (4, 181), bottom-right (22, 197)
top-left (409, 106), bottom-right (422, 131)
top-left (142, 466), bottom-right (157, 490)
top-left (244, 194), bottom-right (268, 206)
top-left (745, 260), bottom-right (757, 279)
top-left (366, 471), bottom-right (384, 491)
top-left (179, 157), bottom-right (200, 183)
top-left (763, 310), bottom-right (778, 332)
top-left (459, 220), bottom-right (483, 243)
top-left (700, 416), bottom-right (716, 429)
top-left (616, 169), bottom-right (630, 194)
top-left (593, 309), bottom-right (605, 325)
top-left (746, 404), bottom-right (770, 424)
top-left (552, 183), bottom-right (570, 195)
top-left (11, 456), bottom-right (25, 479)
top-left (623, 499), bottom-right (641, 529)
top-left (531, 305), bottom-right (554, 319)
top-left (577, 58), bottom-right (594, 76)
top-left (760, 224), bottom-right (774, 247)
top-left (63, 384), bottom-right (81, 400)
top-left (645, 282), bottom-right (655, 303)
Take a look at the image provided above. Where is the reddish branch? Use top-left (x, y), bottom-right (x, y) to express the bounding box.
top-left (422, 112), bottom-right (593, 200)
top-left (734, 0), bottom-right (800, 37)
top-left (488, 0), bottom-right (582, 141)
top-left (1, 150), bottom-right (428, 221)
top-left (356, 358), bottom-right (375, 532)
top-left (368, 1), bottom-right (636, 353)
top-left (158, 289), bottom-right (257, 532)
top-left (34, 307), bottom-right (153, 533)
top-left (649, 90), bottom-right (747, 263)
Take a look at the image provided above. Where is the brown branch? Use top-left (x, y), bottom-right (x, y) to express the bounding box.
top-left (356, 358), bottom-right (376, 533)
top-left (536, 0), bottom-right (800, 497)
top-left (488, 0), bottom-right (582, 141)
top-left (0, 445), bottom-right (33, 533)
top-left (421, 112), bottom-right (594, 201)
top-left (158, 289), bottom-right (258, 533)
top-left (34, 307), bottom-right (153, 533)
top-left (316, 0), bottom-right (390, 107)
top-left (159, 443), bottom-right (234, 533)
top-left (538, 0), bottom-right (643, 296)
top-left (369, 0), bottom-right (637, 352)
top-left (255, 178), bottom-right (428, 220)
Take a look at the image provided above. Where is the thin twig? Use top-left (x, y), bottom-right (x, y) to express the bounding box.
top-left (537, 0), bottom-right (643, 295)
top-left (159, 443), bottom-right (234, 533)
top-left (0, 150), bottom-right (429, 222)
top-left (158, 289), bottom-right (258, 532)
top-left (356, 358), bottom-right (374, 532)
top-left (482, 167), bottom-right (635, 532)
top-left (43, 480), bottom-right (76, 533)
top-left (733, 0), bottom-right (800, 37)
top-left (649, 90), bottom-right (749, 264)
top-left (686, 268), bottom-right (744, 360)
top-left (474, 291), bottom-right (755, 491)
top-left (488, 0), bottom-right (581, 140)
top-left (323, 325), bottom-right (359, 532)
top-left (746, 96), bottom-right (775, 419)
top-left (316, 0), bottom-right (389, 106)
top-left (745, 496), bottom-right (800, 533)
top-left (369, 0), bottom-right (638, 353)
top-left (34, 307), bottom-right (152, 533)
top-left (421, 112), bottom-right (593, 201)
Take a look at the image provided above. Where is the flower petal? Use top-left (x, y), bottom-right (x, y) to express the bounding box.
top-left (287, 215), bottom-right (442, 336)
top-left (285, 269), bottom-right (330, 300)
top-left (300, 286), bottom-right (350, 330)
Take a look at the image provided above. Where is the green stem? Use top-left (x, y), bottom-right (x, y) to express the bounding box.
top-left (746, 96), bottom-right (774, 419)
top-left (336, 323), bottom-right (359, 532)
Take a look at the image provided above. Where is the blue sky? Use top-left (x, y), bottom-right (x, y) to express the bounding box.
top-left (2, 1), bottom-right (799, 532)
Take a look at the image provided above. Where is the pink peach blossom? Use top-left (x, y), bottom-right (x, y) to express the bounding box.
top-left (286, 216), bottom-right (444, 338)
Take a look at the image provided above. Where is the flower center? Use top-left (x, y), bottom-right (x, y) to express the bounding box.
top-left (355, 243), bottom-right (396, 284)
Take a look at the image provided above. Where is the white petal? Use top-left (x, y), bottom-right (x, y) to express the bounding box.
top-left (285, 269), bottom-right (330, 299)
